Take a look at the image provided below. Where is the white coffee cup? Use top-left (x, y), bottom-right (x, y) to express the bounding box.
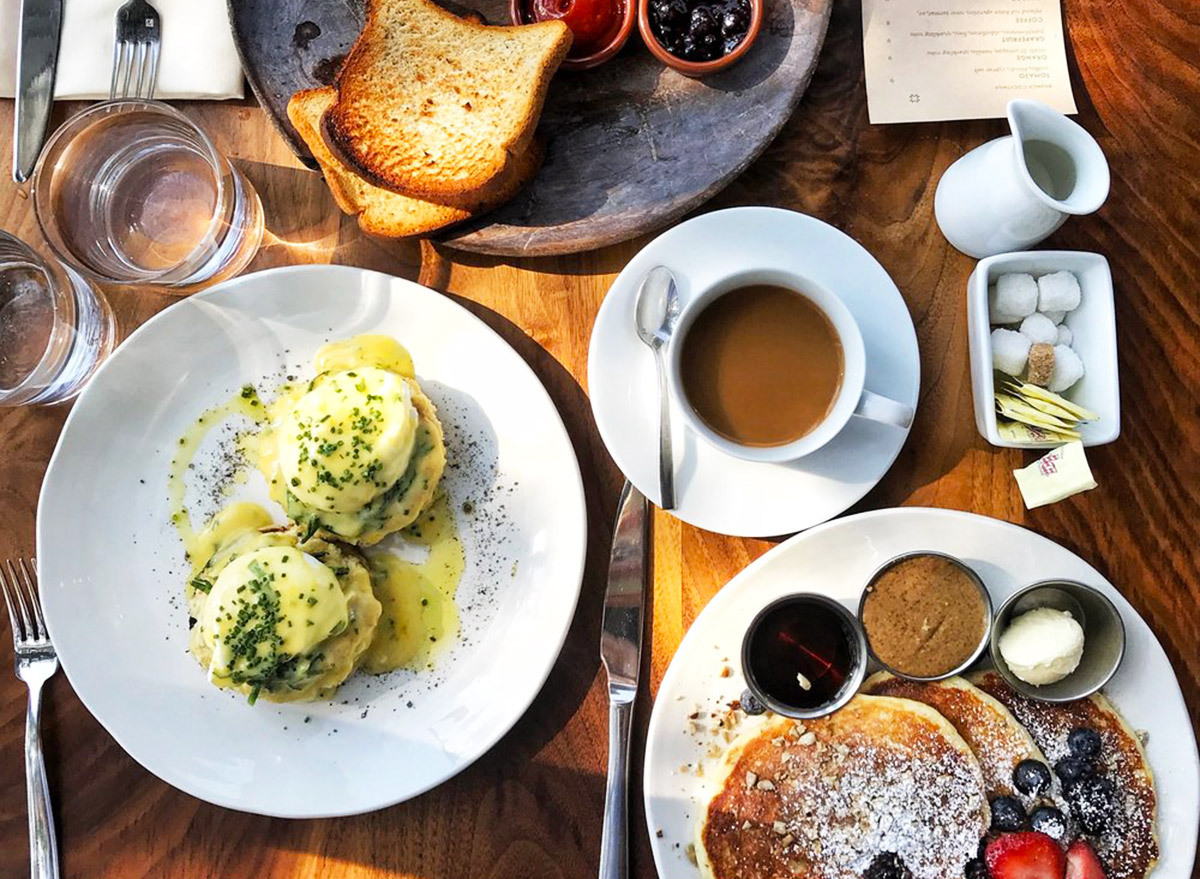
top-left (667, 268), bottom-right (913, 463)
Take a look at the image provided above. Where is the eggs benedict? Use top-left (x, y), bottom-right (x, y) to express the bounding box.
top-left (259, 335), bottom-right (446, 545)
top-left (186, 502), bottom-right (382, 703)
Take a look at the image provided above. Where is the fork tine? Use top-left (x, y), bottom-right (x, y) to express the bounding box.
top-left (17, 559), bottom-right (44, 641)
top-left (121, 42), bottom-right (135, 99)
top-left (135, 41), bottom-right (151, 99)
top-left (109, 38), bottom-right (123, 99)
top-left (146, 39), bottom-right (160, 100)
top-left (4, 560), bottom-right (31, 641)
top-left (0, 562), bottom-right (24, 641)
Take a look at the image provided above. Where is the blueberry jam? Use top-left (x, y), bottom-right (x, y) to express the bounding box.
top-left (647, 0), bottom-right (752, 63)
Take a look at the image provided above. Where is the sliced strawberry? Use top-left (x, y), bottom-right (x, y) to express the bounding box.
top-left (986, 832), bottom-right (1067, 879)
top-left (1066, 840), bottom-right (1107, 879)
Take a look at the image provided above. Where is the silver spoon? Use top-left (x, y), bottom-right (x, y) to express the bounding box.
top-left (634, 266), bottom-right (681, 510)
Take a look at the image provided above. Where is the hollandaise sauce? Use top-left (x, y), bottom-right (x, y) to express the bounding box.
top-left (362, 493), bottom-right (465, 674)
top-left (168, 385), bottom-right (269, 560)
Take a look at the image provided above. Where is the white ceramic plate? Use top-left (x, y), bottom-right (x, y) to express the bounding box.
top-left (37, 266), bottom-right (588, 817)
top-left (588, 207), bottom-right (920, 537)
top-left (644, 508), bottom-right (1199, 879)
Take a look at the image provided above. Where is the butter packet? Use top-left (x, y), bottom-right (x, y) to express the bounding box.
top-left (1014, 441), bottom-right (1097, 509)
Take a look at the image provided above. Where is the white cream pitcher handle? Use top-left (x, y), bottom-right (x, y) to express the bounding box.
top-left (855, 389), bottom-right (914, 428)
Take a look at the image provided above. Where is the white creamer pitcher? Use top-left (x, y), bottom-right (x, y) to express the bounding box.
top-left (934, 99), bottom-right (1110, 258)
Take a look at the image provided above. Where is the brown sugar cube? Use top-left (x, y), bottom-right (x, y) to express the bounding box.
top-left (1025, 342), bottom-right (1056, 386)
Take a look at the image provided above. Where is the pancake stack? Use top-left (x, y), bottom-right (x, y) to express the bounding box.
top-left (697, 680), bottom-right (1158, 879)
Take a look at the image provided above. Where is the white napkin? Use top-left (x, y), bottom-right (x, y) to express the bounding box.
top-left (0, 0), bottom-right (245, 100)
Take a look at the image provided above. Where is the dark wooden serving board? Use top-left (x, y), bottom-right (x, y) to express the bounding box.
top-left (228, 0), bottom-right (832, 256)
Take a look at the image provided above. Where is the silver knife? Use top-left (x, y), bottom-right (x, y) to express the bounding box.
top-left (12, 0), bottom-right (63, 182)
top-left (598, 480), bottom-right (649, 879)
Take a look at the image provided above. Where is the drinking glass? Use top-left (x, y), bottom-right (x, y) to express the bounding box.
top-left (0, 231), bottom-right (115, 406)
top-left (32, 100), bottom-right (264, 291)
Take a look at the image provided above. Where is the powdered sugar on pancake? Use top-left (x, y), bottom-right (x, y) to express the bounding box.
top-left (700, 697), bottom-right (989, 879)
top-left (972, 672), bottom-right (1159, 879)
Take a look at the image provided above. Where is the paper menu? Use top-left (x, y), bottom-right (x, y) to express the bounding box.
top-left (862, 0), bottom-right (1078, 124)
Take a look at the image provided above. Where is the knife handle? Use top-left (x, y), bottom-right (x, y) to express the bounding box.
top-left (598, 696), bottom-right (634, 879)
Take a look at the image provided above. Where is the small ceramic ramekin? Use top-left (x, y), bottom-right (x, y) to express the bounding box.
top-left (967, 250), bottom-right (1120, 448)
top-left (510, 0), bottom-right (637, 70)
top-left (637, 0), bottom-right (763, 77)
top-left (990, 579), bottom-right (1126, 702)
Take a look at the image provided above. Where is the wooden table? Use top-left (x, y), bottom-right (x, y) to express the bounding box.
top-left (1, 0), bottom-right (1196, 876)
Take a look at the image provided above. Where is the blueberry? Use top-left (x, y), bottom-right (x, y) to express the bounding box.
top-left (721, 9), bottom-right (747, 35)
top-left (1029, 805), bottom-right (1069, 841)
top-left (688, 6), bottom-right (717, 36)
top-left (1067, 775), bottom-right (1116, 836)
top-left (865, 853), bottom-right (912, 879)
top-left (989, 795), bottom-right (1028, 832)
top-left (1068, 727), bottom-right (1103, 760)
top-left (1055, 756), bottom-right (1093, 785)
top-left (661, 0), bottom-right (688, 25)
top-left (964, 858), bottom-right (989, 879)
top-left (1013, 759), bottom-right (1053, 796)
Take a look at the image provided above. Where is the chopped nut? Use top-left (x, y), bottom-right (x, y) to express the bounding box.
top-left (834, 743), bottom-right (850, 757)
top-left (781, 834), bottom-right (795, 847)
top-left (741, 820), bottom-right (752, 830)
top-left (799, 731), bottom-right (817, 746)
top-left (796, 672), bottom-right (813, 691)
top-left (745, 771), bottom-right (757, 788)
top-left (772, 821), bottom-right (787, 835)
top-left (756, 779), bottom-right (776, 791)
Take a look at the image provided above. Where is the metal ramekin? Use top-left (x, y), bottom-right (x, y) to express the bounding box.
top-left (857, 551), bottom-right (994, 682)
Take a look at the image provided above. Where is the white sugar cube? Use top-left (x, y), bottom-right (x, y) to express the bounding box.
top-left (1037, 271), bottom-right (1082, 313)
top-left (990, 273), bottom-right (1038, 324)
top-left (1047, 345), bottom-right (1085, 393)
top-left (1056, 324), bottom-right (1073, 346)
top-left (1019, 313), bottom-right (1058, 345)
top-left (1042, 310), bottom-right (1067, 325)
top-left (992, 328), bottom-right (1032, 376)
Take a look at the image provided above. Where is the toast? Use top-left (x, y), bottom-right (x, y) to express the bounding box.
top-left (288, 87), bottom-right (542, 238)
top-left (324, 0), bottom-right (571, 200)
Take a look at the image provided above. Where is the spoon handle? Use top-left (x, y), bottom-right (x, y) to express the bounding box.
top-left (654, 348), bottom-right (675, 510)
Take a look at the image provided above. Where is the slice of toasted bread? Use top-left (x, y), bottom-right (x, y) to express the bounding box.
top-left (324, 0), bottom-right (570, 200)
top-left (289, 88), bottom-right (541, 238)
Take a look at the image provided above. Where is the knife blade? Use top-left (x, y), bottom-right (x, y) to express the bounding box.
top-left (598, 480), bottom-right (649, 879)
top-left (12, 0), bottom-right (63, 183)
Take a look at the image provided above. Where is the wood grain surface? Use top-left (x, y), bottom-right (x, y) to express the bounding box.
top-left (0, 0), bottom-right (1197, 876)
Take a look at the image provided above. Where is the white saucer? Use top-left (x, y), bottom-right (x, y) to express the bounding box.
top-left (587, 208), bottom-right (920, 537)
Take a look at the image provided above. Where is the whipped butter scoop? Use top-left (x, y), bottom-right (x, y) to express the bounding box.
top-left (998, 606), bottom-right (1085, 686)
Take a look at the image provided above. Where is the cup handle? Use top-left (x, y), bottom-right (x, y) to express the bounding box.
top-left (854, 389), bottom-right (914, 428)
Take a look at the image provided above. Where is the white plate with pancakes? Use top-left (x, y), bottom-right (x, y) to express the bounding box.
top-left (37, 265), bottom-right (588, 817)
top-left (588, 207), bottom-right (920, 537)
top-left (643, 508), bottom-right (1198, 879)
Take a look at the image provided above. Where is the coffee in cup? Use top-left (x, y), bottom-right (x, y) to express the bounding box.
top-left (668, 269), bottom-right (912, 463)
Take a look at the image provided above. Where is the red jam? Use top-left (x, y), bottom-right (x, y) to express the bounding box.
top-left (531, 0), bottom-right (625, 57)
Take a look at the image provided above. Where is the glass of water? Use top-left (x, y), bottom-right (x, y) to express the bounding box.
top-left (0, 231), bottom-right (115, 406)
top-left (32, 100), bottom-right (264, 291)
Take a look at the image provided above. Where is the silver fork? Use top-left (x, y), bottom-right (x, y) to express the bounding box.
top-left (110, 0), bottom-right (161, 100)
top-left (1, 559), bottom-right (60, 879)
